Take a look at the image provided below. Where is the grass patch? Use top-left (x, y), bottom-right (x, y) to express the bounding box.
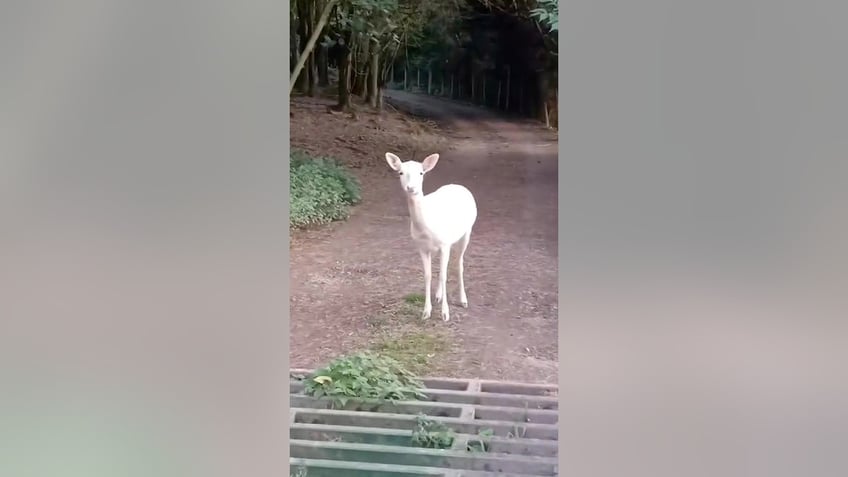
top-left (362, 296), bottom-right (453, 375)
top-left (290, 149), bottom-right (361, 228)
top-left (403, 293), bottom-right (425, 305)
top-left (365, 295), bottom-right (426, 331)
top-left (371, 330), bottom-right (451, 376)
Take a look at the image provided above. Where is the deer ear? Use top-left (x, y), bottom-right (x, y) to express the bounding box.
top-left (421, 153), bottom-right (440, 173)
top-left (385, 152), bottom-right (402, 171)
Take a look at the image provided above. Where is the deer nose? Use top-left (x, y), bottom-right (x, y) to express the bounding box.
top-left (406, 186), bottom-right (415, 193)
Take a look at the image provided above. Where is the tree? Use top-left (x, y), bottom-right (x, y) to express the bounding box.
top-left (290, 0), bottom-right (339, 94)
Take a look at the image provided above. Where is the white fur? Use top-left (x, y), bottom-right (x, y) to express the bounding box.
top-left (386, 152), bottom-right (478, 321)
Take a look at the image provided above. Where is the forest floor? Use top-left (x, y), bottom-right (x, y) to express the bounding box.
top-left (290, 89), bottom-right (559, 383)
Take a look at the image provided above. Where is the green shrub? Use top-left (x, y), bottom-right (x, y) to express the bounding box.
top-left (411, 414), bottom-right (455, 449)
top-left (290, 149), bottom-right (361, 228)
top-left (303, 352), bottom-right (427, 407)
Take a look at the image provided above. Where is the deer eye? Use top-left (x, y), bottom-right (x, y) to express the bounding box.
top-left (398, 171), bottom-right (403, 176)
top-left (419, 172), bottom-right (424, 176)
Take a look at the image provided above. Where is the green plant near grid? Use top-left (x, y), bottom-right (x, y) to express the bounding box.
top-left (411, 413), bottom-right (455, 449)
top-left (302, 352), bottom-right (427, 407)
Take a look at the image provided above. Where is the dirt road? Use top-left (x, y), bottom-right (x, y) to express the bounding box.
top-left (290, 90), bottom-right (558, 383)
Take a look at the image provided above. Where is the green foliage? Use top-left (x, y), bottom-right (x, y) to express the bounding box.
top-left (411, 414), bottom-right (455, 449)
top-left (326, 0), bottom-right (402, 42)
top-left (290, 149), bottom-right (361, 228)
top-left (303, 352), bottom-right (427, 407)
top-left (465, 428), bottom-right (494, 452)
top-left (403, 293), bottom-right (425, 305)
top-left (530, 0), bottom-right (558, 33)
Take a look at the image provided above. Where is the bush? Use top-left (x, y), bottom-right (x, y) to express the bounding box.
top-left (290, 149), bottom-right (361, 228)
top-left (303, 352), bottom-right (427, 407)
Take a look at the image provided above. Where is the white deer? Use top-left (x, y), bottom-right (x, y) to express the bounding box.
top-left (385, 152), bottom-right (478, 321)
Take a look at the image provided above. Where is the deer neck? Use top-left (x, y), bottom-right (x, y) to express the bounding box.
top-left (406, 193), bottom-right (428, 230)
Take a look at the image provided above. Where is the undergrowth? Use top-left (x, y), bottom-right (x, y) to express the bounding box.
top-left (290, 149), bottom-right (361, 228)
top-left (411, 414), bottom-right (455, 449)
top-left (465, 428), bottom-right (495, 452)
top-left (303, 352), bottom-right (426, 407)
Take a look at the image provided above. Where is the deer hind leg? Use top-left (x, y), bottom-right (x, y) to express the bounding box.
top-left (456, 231), bottom-right (471, 308)
top-left (420, 250), bottom-right (432, 319)
top-left (435, 256), bottom-right (444, 304)
top-left (438, 245), bottom-right (451, 321)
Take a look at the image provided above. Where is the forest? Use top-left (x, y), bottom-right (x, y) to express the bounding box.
top-left (289, 0), bottom-right (559, 127)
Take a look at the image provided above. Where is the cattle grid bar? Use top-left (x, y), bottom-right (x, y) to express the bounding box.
top-left (290, 368), bottom-right (559, 477)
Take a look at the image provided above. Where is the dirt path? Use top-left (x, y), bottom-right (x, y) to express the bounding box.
top-left (290, 90), bottom-right (558, 383)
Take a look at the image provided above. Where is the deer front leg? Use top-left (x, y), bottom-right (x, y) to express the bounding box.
top-left (420, 250), bottom-right (432, 319)
top-left (438, 246), bottom-right (451, 321)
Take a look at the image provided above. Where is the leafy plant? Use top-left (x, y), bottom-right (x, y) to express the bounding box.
top-left (303, 352), bottom-right (427, 407)
top-left (290, 149), bottom-right (361, 228)
top-left (465, 428), bottom-right (494, 452)
top-left (530, 0), bottom-right (558, 33)
top-left (411, 413), bottom-right (455, 449)
top-left (506, 424), bottom-right (527, 439)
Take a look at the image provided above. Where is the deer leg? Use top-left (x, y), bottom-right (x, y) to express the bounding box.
top-left (456, 231), bottom-right (471, 308)
top-left (420, 250), bottom-right (432, 319)
top-left (438, 246), bottom-right (451, 321)
top-left (435, 263), bottom-right (444, 304)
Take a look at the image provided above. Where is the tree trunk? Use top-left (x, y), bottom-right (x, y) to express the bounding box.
top-left (537, 70), bottom-right (550, 123)
top-left (350, 40), bottom-right (362, 97)
top-left (306, 53), bottom-right (316, 96)
top-left (354, 37), bottom-right (370, 97)
top-left (295, 0), bottom-right (310, 92)
top-left (338, 47), bottom-right (352, 109)
top-left (482, 75), bottom-right (486, 106)
top-left (290, 0), bottom-right (338, 94)
top-left (417, 69), bottom-right (420, 89)
top-left (403, 68), bottom-right (408, 90)
top-left (440, 74), bottom-right (444, 96)
top-left (471, 73), bottom-right (475, 102)
top-left (368, 40), bottom-right (379, 108)
top-left (377, 56), bottom-right (389, 111)
top-left (305, 0), bottom-right (317, 96)
top-left (505, 66), bottom-right (511, 112)
top-left (290, 13), bottom-right (299, 71)
top-left (318, 45), bottom-right (329, 86)
top-left (292, 34), bottom-right (300, 73)
top-left (518, 76), bottom-right (524, 115)
top-left (427, 68), bottom-right (432, 94)
top-left (336, 25), bottom-right (353, 111)
top-left (450, 75), bottom-right (454, 98)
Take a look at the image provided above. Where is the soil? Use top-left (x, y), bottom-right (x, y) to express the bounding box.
top-left (290, 89), bottom-right (558, 384)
